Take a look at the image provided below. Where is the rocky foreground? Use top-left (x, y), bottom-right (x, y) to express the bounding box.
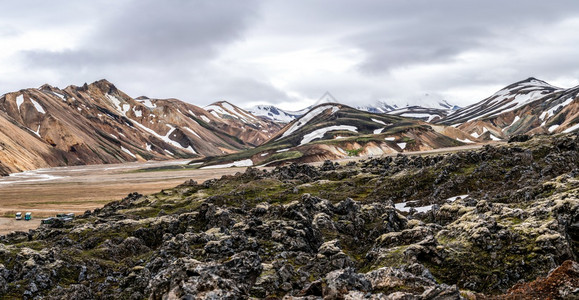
top-left (0, 134), bottom-right (578, 299)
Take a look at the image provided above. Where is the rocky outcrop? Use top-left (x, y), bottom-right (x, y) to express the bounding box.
top-left (0, 133), bottom-right (577, 298)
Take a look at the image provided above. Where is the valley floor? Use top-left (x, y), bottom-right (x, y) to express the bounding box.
top-left (0, 143), bottom-right (495, 235)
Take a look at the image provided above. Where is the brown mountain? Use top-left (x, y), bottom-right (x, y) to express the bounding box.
top-left (0, 80), bottom-right (278, 175)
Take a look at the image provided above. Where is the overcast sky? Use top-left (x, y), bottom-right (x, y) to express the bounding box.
top-left (1, 0), bottom-right (579, 110)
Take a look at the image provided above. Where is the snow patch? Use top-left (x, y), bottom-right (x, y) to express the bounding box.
top-left (201, 159), bottom-right (254, 169)
top-left (456, 138), bottom-right (475, 143)
top-left (540, 98), bottom-right (574, 121)
top-left (260, 153), bottom-right (269, 157)
top-left (279, 105), bottom-right (340, 139)
top-left (16, 95), bottom-right (24, 111)
top-left (395, 201), bottom-right (433, 213)
top-left (139, 99), bottom-right (156, 108)
top-left (276, 148), bottom-right (290, 152)
top-left (134, 109), bottom-right (142, 117)
top-left (373, 128), bottom-right (384, 134)
top-left (121, 146), bottom-right (136, 158)
top-left (563, 123), bottom-right (579, 133)
top-left (548, 124), bottom-right (560, 132)
top-left (397, 142), bottom-right (407, 150)
top-left (184, 127), bottom-right (201, 138)
top-left (371, 118), bottom-right (387, 125)
top-left (30, 99), bottom-right (45, 114)
top-left (200, 115), bottom-right (211, 123)
top-left (446, 194), bottom-right (469, 202)
top-left (490, 134), bottom-right (501, 141)
top-left (300, 125), bottom-right (357, 145)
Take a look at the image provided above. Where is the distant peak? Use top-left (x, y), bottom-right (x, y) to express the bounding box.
top-left (89, 79), bottom-right (118, 94)
top-left (208, 100), bottom-right (237, 108)
top-left (315, 91), bottom-right (339, 105)
top-left (515, 77), bottom-right (553, 86)
top-left (38, 83), bottom-right (59, 92)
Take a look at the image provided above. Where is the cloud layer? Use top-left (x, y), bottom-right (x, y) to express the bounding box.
top-left (1, 0), bottom-right (579, 109)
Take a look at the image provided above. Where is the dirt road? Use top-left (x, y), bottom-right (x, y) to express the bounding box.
top-left (0, 218), bottom-right (42, 235)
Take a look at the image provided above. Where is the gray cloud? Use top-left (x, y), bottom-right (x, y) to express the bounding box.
top-left (2, 0), bottom-right (579, 109)
top-left (22, 0), bottom-right (260, 68)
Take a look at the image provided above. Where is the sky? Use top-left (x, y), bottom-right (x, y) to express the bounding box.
top-left (1, 0), bottom-right (579, 110)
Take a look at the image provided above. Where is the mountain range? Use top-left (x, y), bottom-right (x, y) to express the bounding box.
top-left (1, 77), bottom-right (578, 175)
top-left (249, 93), bottom-right (461, 124)
top-left (0, 80), bottom-right (280, 175)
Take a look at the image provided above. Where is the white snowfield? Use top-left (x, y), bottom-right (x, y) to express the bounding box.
top-left (384, 137), bottom-right (396, 141)
top-left (121, 146), bottom-right (136, 158)
top-left (30, 99), bottom-right (45, 114)
top-left (563, 123), bottom-right (579, 133)
top-left (133, 122), bottom-right (196, 154)
top-left (279, 105), bottom-right (340, 140)
top-left (456, 137), bottom-right (475, 143)
top-left (300, 125), bottom-right (358, 145)
top-left (399, 113), bottom-right (438, 123)
top-left (249, 105), bottom-right (297, 123)
top-left (548, 124), bottom-right (560, 132)
top-left (395, 201), bottom-right (432, 213)
top-left (200, 115), bottom-right (211, 123)
top-left (540, 98), bottom-right (573, 121)
top-left (138, 99), bottom-right (156, 108)
top-left (371, 118), bottom-right (387, 126)
top-left (184, 127), bottom-right (201, 138)
top-left (470, 127), bottom-right (488, 139)
top-left (16, 95), bottom-right (24, 111)
top-left (446, 194), bottom-right (469, 202)
top-left (205, 102), bottom-right (257, 124)
top-left (201, 159), bottom-right (254, 169)
top-left (397, 142), bottom-right (407, 150)
top-left (373, 128), bottom-right (385, 134)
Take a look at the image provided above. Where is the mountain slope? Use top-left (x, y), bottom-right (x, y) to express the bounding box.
top-left (197, 103), bottom-right (476, 168)
top-left (0, 80), bottom-right (266, 175)
top-left (204, 101), bottom-right (283, 146)
top-left (437, 77), bottom-right (579, 139)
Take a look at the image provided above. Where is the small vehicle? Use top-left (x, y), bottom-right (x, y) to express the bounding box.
top-left (15, 212), bottom-right (22, 220)
top-left (41, 217), bottom-right (55, 224)
top-left (24, 212), bottom-right (32, 221)
top-left (56, 213), bottom-right (75, 221)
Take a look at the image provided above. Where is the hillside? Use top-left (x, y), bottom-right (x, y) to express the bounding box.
top-left (197, 103), bottom-right (477, 168)
top-left (438, 77), bottom-right (579, 139)
top-left (204, 101), bottom-right (283, 146)
top-left (0, 133), bottom-right (576, 298)
top-left (0, 80), bottom-right (277, 176)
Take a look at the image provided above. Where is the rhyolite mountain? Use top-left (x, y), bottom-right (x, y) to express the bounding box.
top-left (0, 80), bottom-right (280, 176)
top-left (197, 103), bottom-right (477, 168)
top-left (438, 77), bottom-right (579, 140)
top-left (204, 101), bottom-right (283, 146)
